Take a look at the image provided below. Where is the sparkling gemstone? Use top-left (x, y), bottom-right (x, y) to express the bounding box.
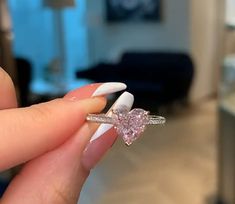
top-left (112, 107), bottom-right (149, 145)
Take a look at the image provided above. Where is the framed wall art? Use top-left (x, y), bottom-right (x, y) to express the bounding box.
top-left (106, 0), bottom-right (161, 22)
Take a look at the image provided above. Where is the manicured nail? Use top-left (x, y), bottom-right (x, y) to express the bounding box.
top-left (92, 82), bottom-right (127, 97)
top-left (65, 82), bottom-right (127, 101)
top-left (82, 92), bottom-right (134, 170)
top-left (90, 92), bottom-right (134, 142)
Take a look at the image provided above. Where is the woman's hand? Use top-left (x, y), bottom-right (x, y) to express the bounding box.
top-left (0, 68), bottom-right (127, 204)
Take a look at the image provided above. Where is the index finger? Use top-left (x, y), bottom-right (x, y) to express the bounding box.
top-left (0, 83), bottom-right (126, 171)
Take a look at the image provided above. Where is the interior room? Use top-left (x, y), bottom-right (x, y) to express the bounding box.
top-left (0, 0), bottom-right (235, 204)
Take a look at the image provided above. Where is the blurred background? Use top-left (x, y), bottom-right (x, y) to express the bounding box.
top-left (1, 0), bottom-right (235, 203)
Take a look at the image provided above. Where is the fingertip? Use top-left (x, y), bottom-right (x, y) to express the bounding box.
top-left (71, 96), bottom-right (107, 114)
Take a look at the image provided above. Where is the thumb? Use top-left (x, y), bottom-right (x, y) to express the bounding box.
top-left (0, 97), bottom-right (106, 171)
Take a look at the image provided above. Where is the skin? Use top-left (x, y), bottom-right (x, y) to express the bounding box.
top-left (0, 68), bottom-right (118, 204)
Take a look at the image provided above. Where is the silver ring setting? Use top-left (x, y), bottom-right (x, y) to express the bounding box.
top-left (86, 106), bottom-right (166, 146)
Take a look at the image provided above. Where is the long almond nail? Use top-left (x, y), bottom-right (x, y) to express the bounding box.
top-left (92, 82), bottom-right (127, 97)
top-left (65, 82), bottom-right (127, 101)
top-left (82, 92), bottom-right (134, 170)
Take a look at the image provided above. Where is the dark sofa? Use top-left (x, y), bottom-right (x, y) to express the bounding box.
top-left (76, 52), bottom-right (194, 108)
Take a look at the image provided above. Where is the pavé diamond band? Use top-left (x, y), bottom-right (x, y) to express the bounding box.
top-left (86, 114), bottom-right (166, 125)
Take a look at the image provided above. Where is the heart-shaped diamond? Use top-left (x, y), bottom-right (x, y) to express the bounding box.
top-left (112, 107), bottom-right (149, 146)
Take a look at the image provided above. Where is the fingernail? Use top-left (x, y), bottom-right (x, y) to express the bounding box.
top-left (92, 82), bottom-right (127, 97)
top-left (90, 91), bottom-right (134, 142)
top-left (82, 92), bottom-right (134, 170)
top-left (66, 82), bottom-right (127, 101)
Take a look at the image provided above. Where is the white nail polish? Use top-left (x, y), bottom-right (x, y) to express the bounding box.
top-left (90, 92), bottom-right (134, 142)
top-left (92, 82), bottom-right (127, 97)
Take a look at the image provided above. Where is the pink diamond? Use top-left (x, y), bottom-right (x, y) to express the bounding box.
top-left (112, 107), bottom-right (149, 146)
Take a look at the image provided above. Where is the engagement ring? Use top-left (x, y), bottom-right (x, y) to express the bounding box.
top-left (86, 106), bottom-right (166, 146)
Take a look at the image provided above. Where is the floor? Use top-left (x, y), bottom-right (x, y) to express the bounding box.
top-left (80, 100), bottom-right (218, 204)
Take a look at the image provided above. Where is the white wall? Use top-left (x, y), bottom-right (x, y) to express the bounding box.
top-left (86, 0), bottom-right (190, 64)
top-left (190, 0), bottom-right (222, 100)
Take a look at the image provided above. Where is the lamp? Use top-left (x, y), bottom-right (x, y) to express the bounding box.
top-left (42, 0), bottom-right (76, 94)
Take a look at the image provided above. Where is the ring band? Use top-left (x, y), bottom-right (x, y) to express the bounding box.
top-left (86, 114), bottom-right (166, 125)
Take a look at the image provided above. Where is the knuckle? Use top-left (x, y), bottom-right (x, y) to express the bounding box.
top-left (27, 99), bottom-right (65, 124)
top-left (28, 103), bottom-right (53, 124)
